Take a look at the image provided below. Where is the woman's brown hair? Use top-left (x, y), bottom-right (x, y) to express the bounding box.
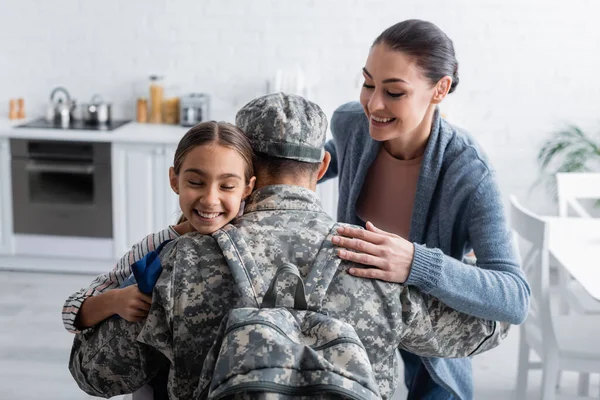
top-left (174, 121), bottom-right (255, 223)
top-left (374, 19), bottom-right (460, 93)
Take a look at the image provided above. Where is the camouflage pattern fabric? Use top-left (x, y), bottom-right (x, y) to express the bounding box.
top-left (69, 185), bottom-right (510, 400)
top-left (195, 224), bottom-right (381, 399)
top-left (68, 316), bottom-right (166, 397)
top-left (197, 308), bottom-right (381, 400)
top-left (236, 93), bottom-right (327, 163)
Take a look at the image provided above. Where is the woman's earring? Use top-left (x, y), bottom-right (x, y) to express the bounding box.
top-left (237, 200), bottom-right (246, 217)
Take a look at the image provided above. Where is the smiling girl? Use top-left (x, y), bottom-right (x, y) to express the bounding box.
top-left (62, 121), bottom-right (256, 333)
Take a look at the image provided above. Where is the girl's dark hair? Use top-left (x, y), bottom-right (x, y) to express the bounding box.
top-left (173, 121), bottom-right (254, 224)
top-left (173, 121), bottom-right (254, 182)
top-left (373, 19), bottom-right (459, 93)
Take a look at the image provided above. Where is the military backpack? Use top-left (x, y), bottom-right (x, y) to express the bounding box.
top-left (195, 224), bottom-right (382, 400)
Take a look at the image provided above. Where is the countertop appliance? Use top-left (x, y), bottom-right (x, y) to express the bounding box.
top-left (11, 139), bottom-right (113, 239)
top-left (180, 93), bottom-right (210, 127)
top-left (46, 86), bottom-right (76, 125)
top-left (81, 94), bottom-right (112, 125)
top-left (16, 117), bottom-right (130, 131)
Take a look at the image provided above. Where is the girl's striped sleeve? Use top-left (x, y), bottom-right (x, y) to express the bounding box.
top-left (62, 226), bottom-right (179, 333)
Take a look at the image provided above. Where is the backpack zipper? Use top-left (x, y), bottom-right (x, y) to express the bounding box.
top-left (224, 320), bottom-right (365, 351)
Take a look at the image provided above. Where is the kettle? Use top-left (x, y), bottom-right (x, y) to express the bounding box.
top-left (46, 87), bottom-right (76, 125)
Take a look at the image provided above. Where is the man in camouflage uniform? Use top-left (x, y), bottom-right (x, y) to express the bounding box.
top-left (69, 93), bottom-right (509, 400)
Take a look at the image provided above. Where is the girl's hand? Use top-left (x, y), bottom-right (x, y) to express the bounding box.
top-left (112, 285), bottom-right (152, 322)
top-left (332, 221), bottom-right (415, 283)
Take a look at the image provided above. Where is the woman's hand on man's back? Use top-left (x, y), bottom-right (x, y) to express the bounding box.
top-left (332, 221), bottom-right (415, 283)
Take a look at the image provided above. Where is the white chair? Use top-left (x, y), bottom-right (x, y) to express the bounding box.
top-left (555, 173), bottom-right (600, 396)
top-left (555, 172), bottom-right (600, 316)
top-left (511, 196), bottom-right (600, 400)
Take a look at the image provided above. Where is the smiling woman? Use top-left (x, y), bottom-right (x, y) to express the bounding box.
top-left (321, 19), bottom-right (530, 400)
top-left (360, 22), bottom-right (456, 159)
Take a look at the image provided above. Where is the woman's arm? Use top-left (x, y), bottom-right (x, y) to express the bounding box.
top-left (62, 226), bottom-right (179, 333)
top-left (407, 175), bottom-right (530, 324)
top-left (333, 175), bottom-right (530, 324)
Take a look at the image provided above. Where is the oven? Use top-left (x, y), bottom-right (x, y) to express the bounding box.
top-left (10, 139), bottom-right (112, 239)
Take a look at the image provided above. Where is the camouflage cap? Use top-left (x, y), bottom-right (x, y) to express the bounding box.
top-left (235, 92), bottom-right (328, 163)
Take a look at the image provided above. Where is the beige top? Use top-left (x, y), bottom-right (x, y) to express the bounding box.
top-left (356, 146), bottom-right (423, 240)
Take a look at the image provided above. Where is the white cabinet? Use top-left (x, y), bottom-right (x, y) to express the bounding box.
top-left (0, 138), bottom-right (14, 255)
top-left (111, 143), bottom-right (181, 258)
top-left (0, 135), bottom-right (183, 264)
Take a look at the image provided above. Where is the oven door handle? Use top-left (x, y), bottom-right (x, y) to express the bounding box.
top-left (25, 161), bottom-right (95, 175)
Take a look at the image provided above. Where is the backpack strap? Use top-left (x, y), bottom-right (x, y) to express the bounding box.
top-left (261, 262), bottom-right (308, 310)
top-left (213, 222), bottom-right (344, 311)
top-left (212, 225), bottom-right (268, 307)
top-left (304, 222), bottom-right (344, 310)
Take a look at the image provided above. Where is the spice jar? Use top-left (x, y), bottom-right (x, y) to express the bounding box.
top-left (136, 98), bottom-right (148, 123)
top-left (8, 99), bottom-right (18, 120)
top-left (149, 75), bottom-right (164, 124)
top-left (17, 98), bottom-right (25, 119)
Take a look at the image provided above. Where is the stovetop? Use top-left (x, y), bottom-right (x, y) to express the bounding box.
top-left (16, 118), bottom-right (131, 131)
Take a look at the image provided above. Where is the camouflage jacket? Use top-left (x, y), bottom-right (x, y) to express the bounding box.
top-left (69, 185), bottom-right (509, 400)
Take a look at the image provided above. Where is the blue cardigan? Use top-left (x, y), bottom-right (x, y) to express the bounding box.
top-left (322, 102), bottom-right (530, 400)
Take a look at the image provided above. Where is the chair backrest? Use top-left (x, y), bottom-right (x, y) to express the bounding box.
top-left (556, 172), bottom-right (600, 218)
top-left (509, 196), bottom-right (557, 354)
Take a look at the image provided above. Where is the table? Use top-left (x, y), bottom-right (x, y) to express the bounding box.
top-left (546, 217), bottom-right (600, 301)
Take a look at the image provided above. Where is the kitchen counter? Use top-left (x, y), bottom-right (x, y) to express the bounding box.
top-left (0, 117), bottom-right (188, 270)
top-left (0, 118), bottom-right (189, 144)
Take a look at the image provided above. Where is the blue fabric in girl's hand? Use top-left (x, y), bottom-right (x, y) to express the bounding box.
top-left (120, 240), bottom-right (173, 295)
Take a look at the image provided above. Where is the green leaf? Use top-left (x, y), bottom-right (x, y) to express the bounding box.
top-left (534, 125), bottom-right (600, 201)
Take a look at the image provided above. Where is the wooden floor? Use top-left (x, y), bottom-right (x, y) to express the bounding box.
top-left (0, 270), bottom-right (596, 400)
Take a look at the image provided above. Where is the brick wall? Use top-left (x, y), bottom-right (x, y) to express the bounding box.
top-left (2, 0), bottom-right (599, 216)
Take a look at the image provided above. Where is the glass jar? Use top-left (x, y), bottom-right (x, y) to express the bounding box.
top-left (149, 75), bottom-right (164, 124)
top-left (162, 83), bottom-right (181, 125)
top-left (163, 97), bottom-right (180, 124)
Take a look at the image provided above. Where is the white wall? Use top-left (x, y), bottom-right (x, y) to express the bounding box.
top-left (2, 0), bottom-right (600, 215)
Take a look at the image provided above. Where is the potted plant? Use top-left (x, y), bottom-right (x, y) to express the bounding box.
top-left (535, 125), bottom-right (600, 199)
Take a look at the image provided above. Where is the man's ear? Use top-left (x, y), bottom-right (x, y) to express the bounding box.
top-left (169, 167), bottom-right (179, 194)
top-left (317, 151), bottom-right (331, 181)
top-left (431, 76), bottom-right (452, 104)
top-left (243, 176), bottom-right (256, 199)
